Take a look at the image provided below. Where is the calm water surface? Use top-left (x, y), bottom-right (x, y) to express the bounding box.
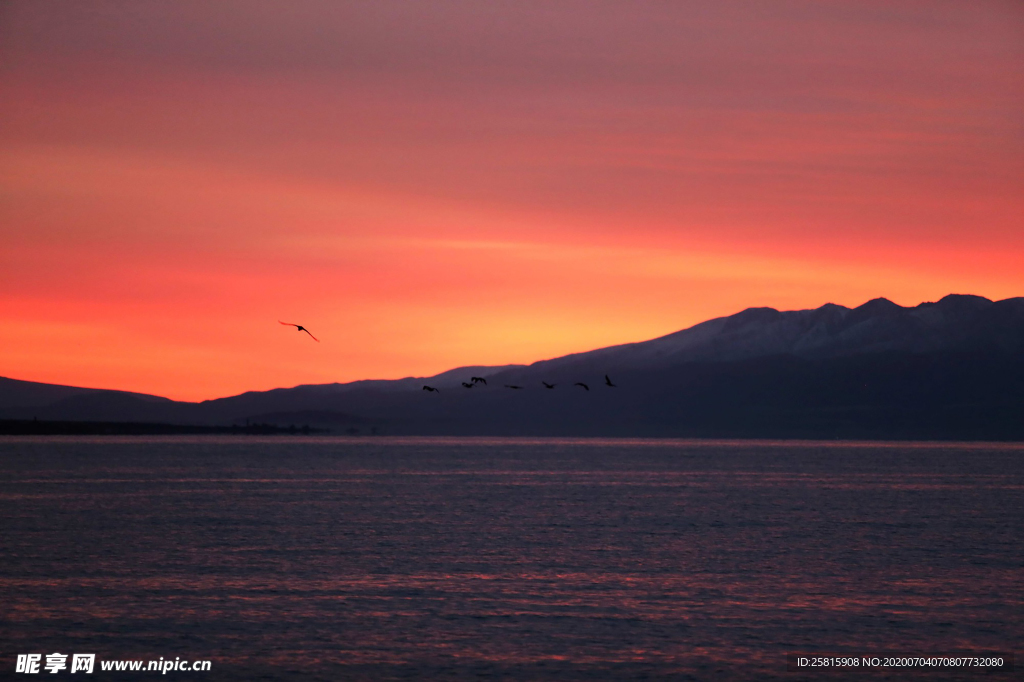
top-left (1, 437), bottom-right (1021, 680)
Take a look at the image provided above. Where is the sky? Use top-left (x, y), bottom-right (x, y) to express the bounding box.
top-left (1, 0), bottom-right (1022, 401)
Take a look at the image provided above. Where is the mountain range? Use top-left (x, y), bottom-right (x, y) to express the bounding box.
top-left (3, 294), bottom-right (1023, 439)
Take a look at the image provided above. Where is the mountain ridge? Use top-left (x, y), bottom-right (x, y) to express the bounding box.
top-left (3, 294), bottom-right (1023, 439)
top-left (523, 294), bottom-right (1024, 374)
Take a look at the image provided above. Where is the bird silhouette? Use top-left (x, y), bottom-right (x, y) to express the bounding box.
top-left (461, 382), bottom-right (473, 388)
top-left (471, 376), bottom-right (487, 385)
top-left (504, 384), bottom-right (523, 389)
top-left (574, 382), bottom-right (590, 391)
top-left (542, 382), bottom-right (556, 389)
top-left (422, 385), bottom-right (439, 393)
top-left (279, 321), bottom-right (319, 342)
top-left (604, 374), bottom-right (617, 387)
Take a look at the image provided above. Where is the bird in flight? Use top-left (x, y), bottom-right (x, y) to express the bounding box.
top-left (422, 385), bottom-right (439, 393)
top-left (471, 376), bottom-right (487, 385)
top-left (279, 321), bottom-right (319, 342)
top-left (605, 374), bottom-right (617, 387)
top-left (574, 382), bottom-right (590, 391)
top-left (504, 384), bottom-right (523, 389)
top-left (542, 382), bottom-right (556, 389)
top-left (461, 382), bottom-right (474, 388)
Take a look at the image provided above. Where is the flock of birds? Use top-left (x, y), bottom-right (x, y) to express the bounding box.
top-left (422, 374), bottom-right (617, 393)
top-left (279, 320), bottom-right (618, 393)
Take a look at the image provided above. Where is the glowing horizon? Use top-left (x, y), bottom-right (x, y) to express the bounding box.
top-left (2, 1), bottom-right (1022, 401)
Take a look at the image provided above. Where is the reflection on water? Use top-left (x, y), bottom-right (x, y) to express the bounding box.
top-left (1, 437), bottom-right (1021, 680)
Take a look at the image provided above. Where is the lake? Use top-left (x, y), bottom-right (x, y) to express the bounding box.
top-left (1, 437), bottom-right (1021, 680)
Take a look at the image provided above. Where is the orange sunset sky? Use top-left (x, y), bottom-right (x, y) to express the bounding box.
top-left (1, 1), bottom-right (1022, 402)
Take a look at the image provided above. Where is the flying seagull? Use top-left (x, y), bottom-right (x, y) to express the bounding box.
top-left (461, 382), bottom-right (474, 388)
top-left (422, 385), bottom-right (439, 393)
top-left (542, 382), bottom-right (556, 389)
top-left (471, 376), bottom-right (487, 385)
top-left (574, 382), bottom-right (590, 391)
top-left (279, 321), bottom-right (319, 342)
top-left (604, 374), bottom-right (617, 387)
top-left (504, 384), bottom-right (523, 389)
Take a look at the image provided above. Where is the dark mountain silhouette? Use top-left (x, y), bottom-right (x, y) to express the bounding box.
top-left (3, 295), bottom-right (1023, 439)
top-left (0, 376), bottom-right (171, 411)
top-left (521, 294), bottom-right (1024, 372)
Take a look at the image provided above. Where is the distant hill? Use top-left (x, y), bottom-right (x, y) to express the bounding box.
top-left (0, 376), bottom-right (172, 411)
top-left (3, 295), bottom-right (1023, 439)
